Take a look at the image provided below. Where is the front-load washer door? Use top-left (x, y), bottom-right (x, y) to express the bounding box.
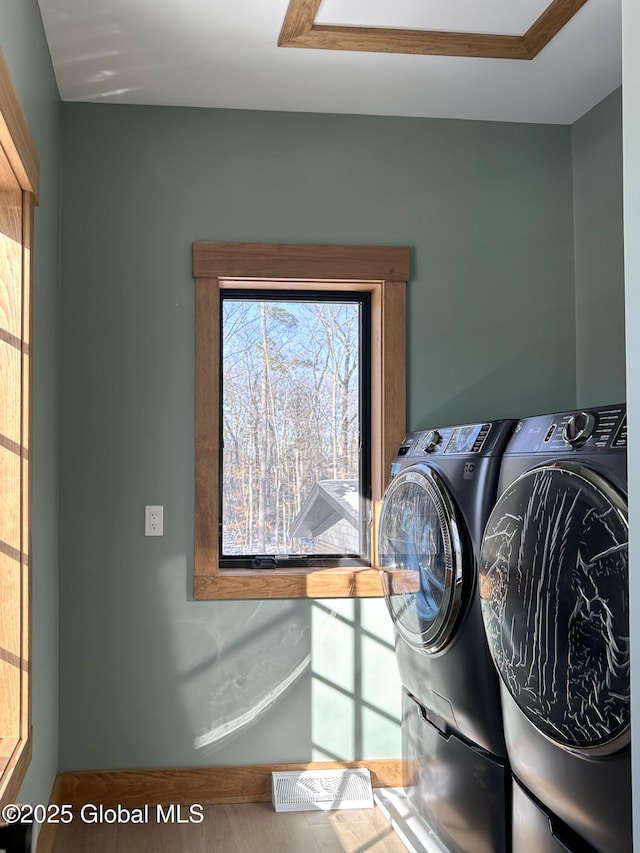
top-left (479, 461), bottom-right (629, 755)
top-left (378, 465), bottom-right (466, 654)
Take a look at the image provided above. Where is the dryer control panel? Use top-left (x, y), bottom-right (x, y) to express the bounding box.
top-left (398, 422), bottom-right (493, 459)
top-left (506, 405), bottom-right (626, 454)
top-left (394, 419), bottom-right (516, 464)
top-left (444, 423), bottom-right (492, 454)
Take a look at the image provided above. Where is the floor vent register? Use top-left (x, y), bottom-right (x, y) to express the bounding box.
top-left (272, 768), bottom-right (374, 812)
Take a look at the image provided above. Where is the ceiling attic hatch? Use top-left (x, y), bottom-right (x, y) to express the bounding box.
top-left (278, 0), bottom-right (591, 59)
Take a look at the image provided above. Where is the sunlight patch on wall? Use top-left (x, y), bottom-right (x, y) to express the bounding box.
top-left (311, 599), bottom-right (402, 761)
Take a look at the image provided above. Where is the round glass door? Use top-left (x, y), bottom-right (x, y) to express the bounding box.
top-left (378, 466), bottom-right (465, 653)
top-left (479, 461), bottom-right (629, 754)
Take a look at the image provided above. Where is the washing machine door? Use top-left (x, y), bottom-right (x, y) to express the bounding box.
top-left (479, 460), bottom-right (629, 755)
top-left (378, 465), bottom-right (466, 654)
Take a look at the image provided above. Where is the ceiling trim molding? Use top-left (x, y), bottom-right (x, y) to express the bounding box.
top-left (278, 0), bottom-right (589, 60)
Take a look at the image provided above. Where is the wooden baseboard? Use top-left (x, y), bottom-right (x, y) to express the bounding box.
top-left (37, 759), bottom-right (400, 850)
top-left (54, 759), bottom-right (401, 810)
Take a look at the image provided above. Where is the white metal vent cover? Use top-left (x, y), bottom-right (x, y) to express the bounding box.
top-left (272, 768), bottom-right (374, 812)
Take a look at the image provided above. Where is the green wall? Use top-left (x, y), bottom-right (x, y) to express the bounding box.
top-left (0, 0), bottom-right (61, 809)
top-left (58, 102), bottom-right (577, 770)
top-left (572, 88), bottom-right (625, 408)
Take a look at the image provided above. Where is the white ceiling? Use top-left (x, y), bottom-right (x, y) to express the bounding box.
top-left (37, 0), bottom-right (622, 124)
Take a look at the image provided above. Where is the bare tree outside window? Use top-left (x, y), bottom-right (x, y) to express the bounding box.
top-left (221, 293), bottom-right (368, 563)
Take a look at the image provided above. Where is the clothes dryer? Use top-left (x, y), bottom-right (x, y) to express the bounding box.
top-left (479, 404), bottom-right (631, 853)
top-left (378, 419), bottom-right (515, 853)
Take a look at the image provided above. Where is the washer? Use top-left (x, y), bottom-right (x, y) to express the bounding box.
top-left (479, 404), bottom-right (631, 853)
top-left (378, 419), bottom-right (515, 853)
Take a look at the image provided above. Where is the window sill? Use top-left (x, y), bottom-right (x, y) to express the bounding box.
top-left (194, 566), bottom-right (384, 600)
top-left (0, 735), bottom-right (32, 808)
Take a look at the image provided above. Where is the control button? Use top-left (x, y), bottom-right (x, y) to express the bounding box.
top-left (563, 411), bottom-right (596, 447)
top-left (422, 430), bottom-right (441, 453)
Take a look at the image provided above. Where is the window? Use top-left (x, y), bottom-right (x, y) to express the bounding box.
top-left (0, 49), bottom-right (39, 805)
top-left (193, 242), bottom-right (409, 600)
top-left (220, 289), bottom-right (371, 567)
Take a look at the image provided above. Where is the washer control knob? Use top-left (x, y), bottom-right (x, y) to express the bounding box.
top-left (422, 430), bottom-right (441, 453)
top-left (563, 411), bottom-right (596, 447)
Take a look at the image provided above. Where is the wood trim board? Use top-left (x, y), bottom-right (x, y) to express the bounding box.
top-left (52, 760), bottom-right (402, 810)
top-left (279, 0), bottom-right (590, 60)
top-left (0, 47), bottom-right (36, 804)
top-left (193, 242), bottom-right (410, 281)
top-left (0, 49), bottom-right (39, 200)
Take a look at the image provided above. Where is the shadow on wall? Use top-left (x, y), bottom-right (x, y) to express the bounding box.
top-left (176, 600), bottom-right (312, 757)
top-left (171, 597), bottom-right (401, 765)
top-left (410, 338), bottom-right (578, 431)
top-left (60, 518), bottom-right (402, 771)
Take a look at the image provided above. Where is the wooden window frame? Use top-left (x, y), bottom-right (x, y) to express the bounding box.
top-left (193, 242), bottom-right (409, 600)
top-left (0, 49), bottom-right (39, 806)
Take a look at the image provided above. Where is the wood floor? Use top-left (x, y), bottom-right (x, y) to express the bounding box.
top-left (49, 801), bottom-right (409, 852)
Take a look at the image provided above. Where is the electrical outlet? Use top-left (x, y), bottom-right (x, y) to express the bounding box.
top-left (145, 505), bottom-right (164, 536)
